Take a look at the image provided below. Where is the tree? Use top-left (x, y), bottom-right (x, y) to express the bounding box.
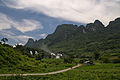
top-left (93, 50), bottom-right (100, 60)
top-left (1, 38), bottom-right (8, 44)
top-left (64, 58), bottom-right (73, 63)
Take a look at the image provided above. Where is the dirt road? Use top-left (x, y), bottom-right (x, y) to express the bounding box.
top-left (0, 64), bottom-right (82, 76)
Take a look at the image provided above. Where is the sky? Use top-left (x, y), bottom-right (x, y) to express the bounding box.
top-left (0, 0), bottom-right (120, 45)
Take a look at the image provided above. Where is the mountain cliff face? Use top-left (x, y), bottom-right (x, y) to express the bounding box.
top-left (86, 20), bottom-right (104, 31)
top-left (25, 38), bottom-right (35, 48)
top-left (107, 18), bottom-right (120, 30)
top-left (25, 18), bottom-right (120, 57)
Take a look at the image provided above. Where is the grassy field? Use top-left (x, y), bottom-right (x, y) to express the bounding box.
top-left (0, 63), bottom-right (120, 80)
top-left (0, 59), bottom-right (75, 74)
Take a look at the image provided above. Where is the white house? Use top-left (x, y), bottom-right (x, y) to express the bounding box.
top-left (50, 53), bottom-right (62, 59)
top-left (30, 51), bottom-right (33, 55)
top-left (56, 53), bottom-right (62, 59)
top-left (13, 43), bottom-right (24, 48)
top-left (51, 53), bottom-right (56, 56)
top-left (56, 55), bottom-right (60, 59)
top-left (35, 51), bottom-right (38, 55)
top-left (13, 45), bottom-right (16, 48)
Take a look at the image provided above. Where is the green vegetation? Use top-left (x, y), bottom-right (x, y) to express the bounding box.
top-left (0, 44), bottom-right (75, 74)
top-left (0, 18), bottom-right (120, 80)
top-left (0, 63), bottom-right (120, 80)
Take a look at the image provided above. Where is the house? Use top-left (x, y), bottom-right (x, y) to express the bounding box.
top-left (13, 43), bottom-right (24, 48)
top-left (56, 55), bottom-right (60, 59)
top-left (56, 53), bottom-right (63, 59)
top-left (35, 51), bottom-right (38, 55)
top-left (51, 53), bottom-right (56, 56)
top-left (50, 53), bottom-right (63, 59)
top-left (30, 51), bottom-right (33, 55)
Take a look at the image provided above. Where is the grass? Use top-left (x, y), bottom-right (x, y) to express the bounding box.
top-left (0, 59), bottom-right (75, 74)
top-left (0, 63), bottom-right (120, 80)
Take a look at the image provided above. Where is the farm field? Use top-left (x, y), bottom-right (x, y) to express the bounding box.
top-left (0, 63), bottom-right (120, 80)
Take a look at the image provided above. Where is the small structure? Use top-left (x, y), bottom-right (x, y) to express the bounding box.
top-left (84, 61), bottom-right (94, 65)
top-left (55, 53), bottom-right (62, 59)
top-left (35, 51), bottom-right (38, 55)
top-left (57, 53), bottom-right (62, 56)
top-left (56, 55), bottom-right (60, 59)
top-left (50, 53), bottom-right (63, 59)
top-left (30, 51), bottom-right (33, 55)
top-left (13, 43), bottom-right (24, 48)
top-left (51, 53), bottom-right (56, 56)
top-left (13, 45), bottom-right (16, 48)
top-left (56, 53), bottom-right (62, 59)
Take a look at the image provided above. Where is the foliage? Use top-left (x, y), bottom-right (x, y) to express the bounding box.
top-left (64, 58), bottom-right (73, 63)
top-left (0, 44), bottom-right (75, 74)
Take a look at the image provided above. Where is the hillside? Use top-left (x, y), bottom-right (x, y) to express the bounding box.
top-left (25, 18), bottom-right (120, 62)
top-left (0, 43), bottom-right (38, 73)
top-left (0, 43), bottom-right (75, 74)
top-left (0, 44), bottom-right (28, 67)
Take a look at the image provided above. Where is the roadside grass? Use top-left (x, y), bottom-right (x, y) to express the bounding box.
top-left (0, 59), bottom-right (75, 74)
top-left (0, 63), bottom-right (120, 80)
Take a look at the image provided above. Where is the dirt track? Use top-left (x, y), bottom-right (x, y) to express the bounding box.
top-left (0, 64), bottom-right (82, 76)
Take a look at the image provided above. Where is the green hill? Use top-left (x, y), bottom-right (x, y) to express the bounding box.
top-left (0, 44), bottom-right (26, 68)
top-left (25, 18), bottom-right (120, 63)
top-left (0, 43), bottom-right (75, 74)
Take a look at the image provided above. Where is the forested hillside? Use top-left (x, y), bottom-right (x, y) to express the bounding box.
top-left (25, 18), bottom-right (120, 63)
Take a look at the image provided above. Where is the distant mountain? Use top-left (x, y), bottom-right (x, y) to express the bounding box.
top-left (86, 20), bottom-right (104, 32)
top-left (25, 38), bottom-right (35, 47)
top-left (107, 18), bottom-right (120, 30)
top-left (25, 18), bottom-right (120, 58)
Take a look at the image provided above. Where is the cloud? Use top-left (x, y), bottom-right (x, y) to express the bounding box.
top-left (0, 30), bottom-right (33, 44)
top-left (0, 13), bottom-right (43, 32)
top-left (13, 19), bottom-right (43, 33)
top-left (40, 33), bottom-right (47, 38)
top-left (17, 35), bottom-right (33, 42)
top-left (2, 0), bottom-right (120, 25)
top-left (0, 13), bottom-right (44, 44)
top-left (0, 13), bottom-right (12, 30)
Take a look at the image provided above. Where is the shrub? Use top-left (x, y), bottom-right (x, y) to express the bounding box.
top-left (64, 58), bottom-right (73, 63)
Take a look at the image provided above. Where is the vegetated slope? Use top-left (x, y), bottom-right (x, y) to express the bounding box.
top-left (0, 44), bottom-right (75, 74)
top-left (25, 18), bottom-right (120, 61)
top-left (0, 44), bottom-right (38, 73)
top-left (0, 44), bottom-right (25, 68)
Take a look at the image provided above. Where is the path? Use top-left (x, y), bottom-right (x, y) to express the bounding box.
top-left (0, 64), bottom-right (82, 76)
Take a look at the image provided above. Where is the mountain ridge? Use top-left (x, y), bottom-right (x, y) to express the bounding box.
top-left (25, 17), bottom-right (120, 58)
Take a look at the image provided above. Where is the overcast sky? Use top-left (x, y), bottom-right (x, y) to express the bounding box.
top-left (0, 0), bottom-right (120, 45)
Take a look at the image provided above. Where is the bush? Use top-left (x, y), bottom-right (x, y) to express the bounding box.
top-left (79, 59), bottom-right (86, 63)
top-left (100, 57), bottom-right (109, 63)
top-left (110, 58), bottom-right (120, 63)
top-left (100, 56), bottom-right (120, 63)
top-left (64, 58), bottom-right (73, 63)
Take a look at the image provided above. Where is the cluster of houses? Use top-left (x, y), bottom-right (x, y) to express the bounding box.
top-left (50, 53), bottom-right (63, 59)
top-left (29, 51), bottom-right (39, 55)
top-left (13, 43), bottom-right (24, 48)
top-left (27, 51), bottom-right (62, 59)
top-left (12, 43), bottom-right (63, 59)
